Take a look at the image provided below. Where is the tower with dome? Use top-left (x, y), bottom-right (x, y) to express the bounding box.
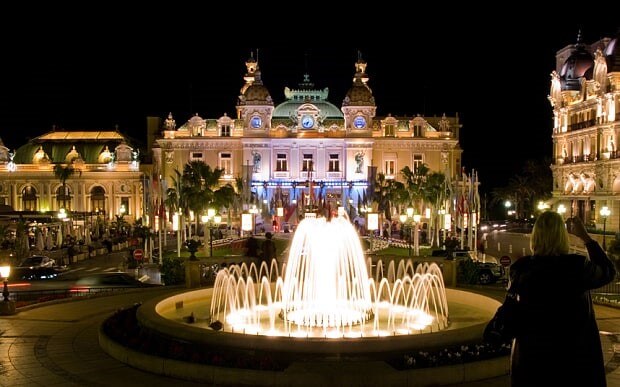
top-left (550, 30), bottom-right (620, 232)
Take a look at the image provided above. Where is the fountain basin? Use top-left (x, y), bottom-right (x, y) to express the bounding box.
top-left (137, 287), bottom-right (500, 357)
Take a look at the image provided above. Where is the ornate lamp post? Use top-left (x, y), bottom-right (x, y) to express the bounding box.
top-left (557, 204), bottom-right (567, 218)
top-left (1, 265), bottom-right (10, 302)
top-left (413, 214), bottom-right (421, 256)
top-left (399, 214), bottom-right (411, 258)
top-left (0, 265), bottom-right (15, 315)
top-left (601, 206), bottom-right (611, 251)
top-left (209, 213), bottom-right (222, 258)
top-left (172, 212), bottom-right (180, 258)
top-left (367, 212), bottom-right (379, 252)
top-left (399, 208), bottom-right (421, 257)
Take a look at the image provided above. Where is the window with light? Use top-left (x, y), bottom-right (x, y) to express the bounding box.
top-left (329, 154), bottom-right (340, 172)
top-left (276, 153), bottom-right (288, 172)
top-left (302, 154), bottom-right (313, 172)
top-left (220, 153), bottom-right (232, 175)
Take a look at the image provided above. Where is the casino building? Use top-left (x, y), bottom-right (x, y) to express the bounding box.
top-left (549, 31), bottom-right (620, 231)
top-left (152, 54), bottom-right (464, 230)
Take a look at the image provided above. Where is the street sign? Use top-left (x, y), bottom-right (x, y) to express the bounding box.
top-left (133, 249), bottom-right (144, 261)
top-left (500, 255), bottom-right (511, 267)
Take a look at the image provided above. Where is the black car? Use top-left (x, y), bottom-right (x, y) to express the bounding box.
top-left (12, 255), bottom-right (60, 280)
top-left (457, 257), bottom-right (504, 285)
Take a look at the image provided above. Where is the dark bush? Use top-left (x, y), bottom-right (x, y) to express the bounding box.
top-left (160, 256), bottom-right (185, 285)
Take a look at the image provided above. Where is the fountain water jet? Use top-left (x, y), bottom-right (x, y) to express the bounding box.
top-left (209, 216), bottom-right (449, 337)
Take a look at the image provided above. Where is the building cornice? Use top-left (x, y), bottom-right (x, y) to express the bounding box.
top-left (373, 139), bottom-right (459, 150)
top-left (157, 138), bottom-right (243, 150)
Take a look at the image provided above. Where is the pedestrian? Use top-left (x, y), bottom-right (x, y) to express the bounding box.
top-left (508, 212), bottom-right (615, 386)
top-left (261, 232), bottom-right (276, 264)
top-left (246, 235), bottom-right (259, 259)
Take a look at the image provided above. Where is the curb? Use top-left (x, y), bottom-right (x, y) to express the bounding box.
top-left (98, 326), bottom-right (510, 386)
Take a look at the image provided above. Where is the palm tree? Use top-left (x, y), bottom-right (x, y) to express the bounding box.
top-left (373, 173), bottom-right (404, 221)
top-left (181, 161), bottom-right (233, 239)
top-left (421, 171), bottom-right (447, 247)
top-left (165, 168), bottom-right (186, 243)
top-left (53, 163), bottom-right (81, 210)
top-left (400, 164), bottom-right (430, 212)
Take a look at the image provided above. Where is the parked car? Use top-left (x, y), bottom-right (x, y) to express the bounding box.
top-left (70, 272), bottom-right (160, 294)
top-left (456, 256), bottom-right (504, 285)
top-left (474, 261), bottom-right (504, 284)
top-left (433, 249), bottom-right (504, 285)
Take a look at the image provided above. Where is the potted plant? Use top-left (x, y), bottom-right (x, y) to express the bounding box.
top-left (185, 238), bottom-right (201, 261)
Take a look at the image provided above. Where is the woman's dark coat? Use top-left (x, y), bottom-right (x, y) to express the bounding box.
top-left (509, 241), bottom-right (616, 386)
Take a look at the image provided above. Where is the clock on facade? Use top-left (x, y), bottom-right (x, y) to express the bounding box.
top-left (250, 116), bottom-right (262, 128)
top-left (301, 115), bottom-right (314, 129)
top-left (353, 116), bottom-right (366, 129)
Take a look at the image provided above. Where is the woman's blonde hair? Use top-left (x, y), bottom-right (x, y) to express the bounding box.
top-left (530, 211), bottom-right (570, 256)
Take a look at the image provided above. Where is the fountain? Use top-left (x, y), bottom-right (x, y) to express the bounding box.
top-left (110, 214), bottom-right (503, 385)
top-left (209, 216), bottom-right (448, 337)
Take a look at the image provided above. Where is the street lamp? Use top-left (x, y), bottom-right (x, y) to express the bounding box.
top-left (206, 213), bottom-right (222, 257)
top-left (0, 264), bottom-right (15, 315)
top-left (400, 208), bottom-right (421, 257)
top-left (399, 214), bottom-right (411, 257)
top-left (537, 201), bottom-right (549, 212)
top-left (1, 265), bottom-right (10, 302)
top-left (601, 206), bottom-right (611, 251)
top-left (172, 212), bottom-right (180, 258)
top-left (413, 214), bottom-right (421, 256)
top-left (557, 204), bottom-right (567, 218)
top-left (57, 208), bottom-right (67, 220)
top-left (367, 212), bottom-right (379, 252)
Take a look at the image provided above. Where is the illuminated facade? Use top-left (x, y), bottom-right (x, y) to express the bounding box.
top-left (550, 32), bottom-right (620, 231)
top-left (153, 54), bottom-right (463, 227)
top-left (0, 131), bottom-right (146, 221)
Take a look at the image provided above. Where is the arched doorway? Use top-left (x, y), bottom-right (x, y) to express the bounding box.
top-left (22, 186), bottom-right (37, 211)
top-left (90, 186), bottom-right (106, 214)
top-left (56, 186), bottom-right (72, 210)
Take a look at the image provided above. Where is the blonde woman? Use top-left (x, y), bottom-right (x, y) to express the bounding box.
top-left (509, 212), bottom-right (615, 386)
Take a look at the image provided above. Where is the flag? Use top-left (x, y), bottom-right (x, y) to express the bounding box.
top-left (309, 179), bottom-right (315, 205)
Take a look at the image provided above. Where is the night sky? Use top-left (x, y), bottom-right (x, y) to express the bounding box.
top-left (0, 23), bottom-right (616, 195)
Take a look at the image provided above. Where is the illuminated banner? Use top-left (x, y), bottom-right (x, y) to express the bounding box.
top-left (444, 214), bottom-right (452, 230)
top-left (242, 213), bottom-right (253, 231)
top-left (172, 213), bottom-right (179, 231)
top-left (367, 213), bottom-right (379, 231)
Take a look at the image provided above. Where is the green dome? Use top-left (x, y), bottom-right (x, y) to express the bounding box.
top-left (273, 85), bottom-right (343, 118)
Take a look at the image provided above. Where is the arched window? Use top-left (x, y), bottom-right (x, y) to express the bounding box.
top-left (56, 186), bottom-right (72, 210)
top-left (22, 186), bottom-right (37, 211)
top-left (90, 186), bottom-right (106, 214)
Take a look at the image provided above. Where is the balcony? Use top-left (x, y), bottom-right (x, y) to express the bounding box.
top-left (273, 171), bottom-right (290, 178)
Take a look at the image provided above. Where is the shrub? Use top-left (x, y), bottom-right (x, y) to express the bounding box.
top-left (160, 256), bottom-right (185, 285)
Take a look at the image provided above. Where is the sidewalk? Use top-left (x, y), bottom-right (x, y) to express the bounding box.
top-left (2, 284), bottom-right (620, 386)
